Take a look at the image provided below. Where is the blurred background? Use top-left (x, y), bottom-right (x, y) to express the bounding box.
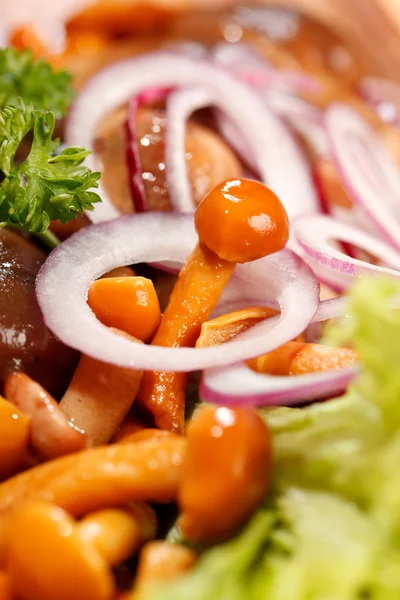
top-left (1, 0), bottom-right (400, 81)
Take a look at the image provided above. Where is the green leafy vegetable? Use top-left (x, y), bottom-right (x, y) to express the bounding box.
top-left (0, 48), bottom-right (74, 117)
top-left (0, 104), bottom-right (101, 233)
top-left (144, 509), bottom-right (276, 600)
top-left (142, 277), bottom-right (400, 600)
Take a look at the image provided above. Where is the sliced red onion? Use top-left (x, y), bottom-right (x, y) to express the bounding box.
top-left (305, 258), bottom-right (351, 293)
top-left (213, 278), bottom-right (345, 327)
top-left (165, 85), bottom-right (312, 212)
top-left (359, 77), bottom-right (400, 125)
top-left (126, 87), bottom-right (171, 212)
top-left (165, 41), bottom-right (209, 60)
top-left (265, 90), bottom-right (329, 157)
top-left (214, 110), bottom-right (254, 170)
top-left (326, 103), bottom-right (400, 250)
top-left (165, 87), bottom-right (211, 212)
top-left (212, 43), bottom-right (274, 72)
top-left (67, 51), bottom-right (318, 221)
top-left (201, 361), bottom-right (356, 407)
top-left (0, 26), bottom-right (9, 47)
top-left (212, 42), bottom-right (319, 93)
top-left (293, 213), bottom-right (400, 287)
top-left (36, 213), bottom-right (319, 372)
top-left (313, 296), bottom-right (346, 322)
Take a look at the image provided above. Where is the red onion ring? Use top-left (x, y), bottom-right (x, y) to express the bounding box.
top-left (304, 258), bottom-right (352, 293)
top-left (326, 103), bottom-right (400, 250)
top-left (359, 77), bottom-right (400, 126)
top-left (212, 43), bottom-right (319, 94)
top-left (201, 361), bottom-right (356, 407)
top-left (67, 51), bottom-right (318, 222)
top-left (265, 91), bottom-right (329, 157)
top-left (165, 78), bottom-right (320, 218)
top-left (165, 82), bottom-right (322, 216)
top-left (167, 42), bottom-right (209, 60)
top-left (313, 296), bottom-right (347, 322)
top-left (293, 214), bottom-right (400, 285)
top-left (36, 213), bottom-right (319, 372)
top-left (216, 273), bottom-right (347, 323)
top-left (165, 87), bottom-right (211, 212)
top-left (214, 111), bottom-right (255, 171)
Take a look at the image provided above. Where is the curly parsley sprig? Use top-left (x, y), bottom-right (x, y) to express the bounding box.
top-left (0, 103), bottom-right (101, 234)
top-left (0, 48), bottom-right (74, 117)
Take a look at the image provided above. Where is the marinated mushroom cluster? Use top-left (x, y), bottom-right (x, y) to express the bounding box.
top-left (0, 3), bottom-right (400, 600)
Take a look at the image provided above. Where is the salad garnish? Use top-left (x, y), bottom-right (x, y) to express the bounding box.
top-left (0, 48), bottom-right (74, 117)
top-left (0, 103), bottom-right (101, 234)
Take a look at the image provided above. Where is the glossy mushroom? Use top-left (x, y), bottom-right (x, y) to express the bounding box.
top-left (179, 405), bottom-right (271, 542)
top-left (138, 178), bottom-right (289, 433)
top-left (5, 373), bottom-right (87, 460)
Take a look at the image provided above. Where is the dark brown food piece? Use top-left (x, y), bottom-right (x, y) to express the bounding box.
top-left (0, 229), bottom-right (78, 397)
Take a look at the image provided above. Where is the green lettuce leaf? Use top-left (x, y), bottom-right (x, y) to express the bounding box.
top-left (254, 488), bottom-right (385, 600)
top-left (144, 509), bottom-right (275, 600)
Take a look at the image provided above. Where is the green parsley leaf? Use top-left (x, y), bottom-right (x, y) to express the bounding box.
top-left (0, 48), bottom-right (74, 117)
top-left (0, 104), bottom-right (101, 233)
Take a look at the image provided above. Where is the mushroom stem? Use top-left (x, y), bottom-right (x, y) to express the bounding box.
top-left (138, 243), bottom-right (235, 433)
top-left (5, 501), bottom-right (158, 600)
top-left (60, 273), bottom-right (161, 446)
top-left (5, 373), bottom-right (87, 460)
top-left (8, 502), bottom-right (115, 600)
top-left (60, 329), bottom-right (143, 446)
top-left (0, 437), bottom-right (186, 517)
top-left (0, 396), bottom-right (30, 480)
top-left (78, 503), bottom-right (157, 566)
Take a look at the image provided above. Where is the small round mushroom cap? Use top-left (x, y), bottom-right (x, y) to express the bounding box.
top-left (195, 178), bottom-right (289, 263)
top-left (8, 502), bottom-right (114, 600)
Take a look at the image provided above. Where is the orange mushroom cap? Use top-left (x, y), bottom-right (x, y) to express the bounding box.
top-left (87, 276), bottom-right (161, 342)
top-left (8, 502), bottom-right (114, 600)
top-left (195, 178), bottom-right (290, 263)
top-left (179, 405), bottom-right (271, 541)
